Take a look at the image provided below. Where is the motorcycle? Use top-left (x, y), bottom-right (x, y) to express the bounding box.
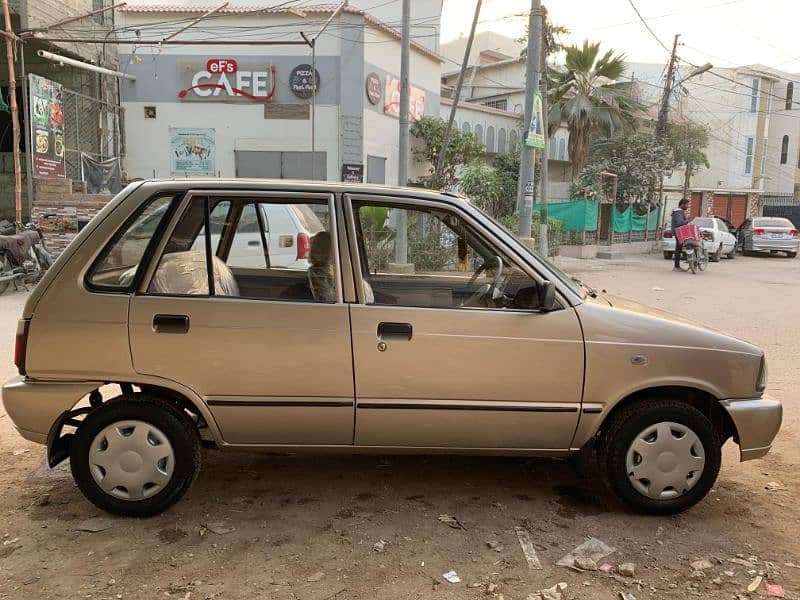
top-left (0, 217), bottom-right (54, 295)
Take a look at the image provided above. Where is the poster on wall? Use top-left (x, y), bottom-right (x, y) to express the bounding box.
top-left (341, 163), bottom-right (364, 183)
top-left (169, 128), bottom-right (216, 176)
top-left (383, 77), bottom-right (425, 122)
top-left (29, 74), bottom-right (65, 178)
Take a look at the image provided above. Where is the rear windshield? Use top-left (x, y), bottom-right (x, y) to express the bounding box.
top-left (291, 204), bottom-right (325, 234)
top-left (755, 218), bottom-right (793, 228)
top-left (691, 218), bottom-right (713, 228)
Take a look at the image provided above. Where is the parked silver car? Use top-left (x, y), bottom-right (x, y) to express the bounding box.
top-left (738, 217), bottom-right (799, 258)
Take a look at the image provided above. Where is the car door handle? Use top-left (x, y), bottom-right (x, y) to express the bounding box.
top-left (153, 314), bottom-right (190, 334)
top-left (378, 322), bottom-right (412, 341)
top-left (247, 240), bottom-right (260, 247)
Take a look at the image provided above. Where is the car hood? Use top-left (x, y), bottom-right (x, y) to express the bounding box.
top-left (581, 293), bottom-right (761, 357)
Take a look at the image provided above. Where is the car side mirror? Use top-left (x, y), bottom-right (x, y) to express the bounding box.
top-left (513, 281), bottom-right (556, 311)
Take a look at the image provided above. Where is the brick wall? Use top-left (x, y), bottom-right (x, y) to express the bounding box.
top-left (32, 178), bottom-right (112, 256)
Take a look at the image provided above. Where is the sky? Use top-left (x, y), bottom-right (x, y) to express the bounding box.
top-left (440, 0), bottom-right (800, 75)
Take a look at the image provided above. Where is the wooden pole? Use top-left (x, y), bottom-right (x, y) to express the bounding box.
top-left (2, 0), bottom-right (22, 224)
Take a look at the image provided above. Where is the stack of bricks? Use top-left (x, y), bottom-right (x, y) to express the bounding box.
top-left (32, 178), bottom-right (114, 257)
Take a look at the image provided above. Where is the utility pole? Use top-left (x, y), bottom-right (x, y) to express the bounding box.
top-left (517, 0), bottom-right (543, 242)
top-left (2, 0), bottom-right (22, 224)
top-left (395, 0), bottom-right (410, 264)
top-left (434, 0), bottom-right (482, 189)
top-left (656, 34), bottom-right (679, 139)
top-left (538, 12), bottom-right (549, 256)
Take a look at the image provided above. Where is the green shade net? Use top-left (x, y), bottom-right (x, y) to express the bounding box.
top-left (612, 205), bottom-right (660, 232)
top-left (532, 199), bottom-right (598, 231)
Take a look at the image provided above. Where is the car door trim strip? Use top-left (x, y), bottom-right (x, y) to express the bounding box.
top-left (357, 402), bottom-right (578, 413)
top-left (207, 399), bottom-right (353, 407)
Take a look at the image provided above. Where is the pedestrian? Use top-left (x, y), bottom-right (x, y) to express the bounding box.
top-left (671, 198), bottom-right (690, 271)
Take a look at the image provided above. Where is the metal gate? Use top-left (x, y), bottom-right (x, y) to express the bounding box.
top-left (234, 150), bottom-right (327, 180)
top-left (763, 193), bottom-right (800, 228)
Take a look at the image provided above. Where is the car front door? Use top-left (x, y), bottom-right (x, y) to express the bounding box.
top-left (129, 191), bottom-right (354, 446)
top-left (344, 195), bottom-right (584, 451)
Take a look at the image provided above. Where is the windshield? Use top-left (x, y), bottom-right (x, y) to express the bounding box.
top-left (691, 217), bottom-right (713, 228)
top-left (470, 202), bottom-right (585, 298)
top-left (755, 217), bottom-right (793, 228)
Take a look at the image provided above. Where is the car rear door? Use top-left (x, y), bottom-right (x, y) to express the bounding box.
top-left (344, 194), bottom-right (583, 451)
top-left (128, 190), bottom-right (355, 446)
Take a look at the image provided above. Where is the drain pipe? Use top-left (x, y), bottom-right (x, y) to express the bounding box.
top-left (36, 49), bottom-right (136, 81)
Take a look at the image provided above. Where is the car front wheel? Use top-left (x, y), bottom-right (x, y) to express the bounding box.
top-left (599, 399), bottom-right (721, 515)
top-left (70, 394), bottom-right (201, 517)
top-left (663, 251), bottom-right (673, 260)
top-left (711, 243), bottom-right (722, 262)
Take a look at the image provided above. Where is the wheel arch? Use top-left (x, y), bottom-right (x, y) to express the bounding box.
top-left (575, 385), bottom-right (739, 451)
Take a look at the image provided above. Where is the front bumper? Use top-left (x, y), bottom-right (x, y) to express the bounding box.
top-left (720, 396), bottom-right (782, 461)
top-left (2, 376), bottom-right (101, 444)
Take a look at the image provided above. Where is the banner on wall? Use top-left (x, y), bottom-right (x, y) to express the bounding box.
top-left (524, 92), bottom-right (545, 149)
top-left (81, 154), bottom-right (122, 194)
top-left (383, 77), bottom-right (425, 122)
top-left (169, 128), bottom-right (216, 176)
top-left (29, 74), bottom-right (65, 178)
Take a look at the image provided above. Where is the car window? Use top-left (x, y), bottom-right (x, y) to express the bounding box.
top-left (755, 217), bottom-right (792, 228)
top-left (87, 194), bottom-right (175, 290)
top-left (353, 201), bottom-right (543, 310)
top-left (149, 196), bottom-right (336, 302)
top-left (691, 217), bottom-right (713, 228)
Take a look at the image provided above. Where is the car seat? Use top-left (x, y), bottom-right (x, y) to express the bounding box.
top-left (150, 250), bottom-right (240, 296)
top-left (307, 232), bottom-right (336, 302)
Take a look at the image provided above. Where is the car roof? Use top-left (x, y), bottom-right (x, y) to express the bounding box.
top-left (133, 178), bottom-right (469, 205)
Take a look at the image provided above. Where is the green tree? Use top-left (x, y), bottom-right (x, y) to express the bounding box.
top-left (410, 116), bottom-right (484, 189)
top-left (548, 40), bottom-right (644, 178)
top-left (666, 123), bottom-right (710, 198)
top-left (459, 150), bottom-right (521, 219)
top-left (571, 131), bottom-right (670, 208)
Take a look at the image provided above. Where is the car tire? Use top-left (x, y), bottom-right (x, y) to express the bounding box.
top-left (711, 244), bottom-right (722, 262)
top-left (70, 394), bottom-right (201, 517)
top-left (727, 244), bottom-right (736, 259)
top-left (598, 399), bottom-right (721, 515)
top-left (663, 251), bottom-right (673, 260)
top-left (787, 252), bottom-right (797, 259)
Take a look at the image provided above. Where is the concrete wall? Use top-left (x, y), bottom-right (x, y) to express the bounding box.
top-left (350, 0), bottom-right (443, 53)
top-left (440, 31), bottom-right (522, 66)
top-left (765, 77), bottom-right (800, 195)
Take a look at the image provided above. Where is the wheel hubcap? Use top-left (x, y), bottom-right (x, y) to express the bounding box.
top-left (625, 422), bottom-right (705, 500)
top-left (89, 420), bottom-right (175, 501)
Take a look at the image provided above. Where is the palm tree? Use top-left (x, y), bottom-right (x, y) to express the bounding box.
top-left (547, 40), bottom-right (643, 177)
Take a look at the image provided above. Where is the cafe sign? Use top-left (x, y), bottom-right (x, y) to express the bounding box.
top-left (178, 59), bottom-right (276, 102)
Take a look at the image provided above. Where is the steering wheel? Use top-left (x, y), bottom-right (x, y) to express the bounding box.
top-left (462, 255), bottom-right (504, 307)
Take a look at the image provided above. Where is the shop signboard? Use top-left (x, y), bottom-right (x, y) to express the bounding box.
top-left (384, 77), bottom-right (425, 122)
top-left (29, 74), bottom-right (65, 178)
top-left (177, 59), bottom-right (276, 102)
top-left (365, 72), bottom-right (382, 105)
top-left (169, 128), bottom-right (216, 176)
top-left (289, 64), bottom-right (320, 99)
top-left (341, 163), bottom-right (364, 183)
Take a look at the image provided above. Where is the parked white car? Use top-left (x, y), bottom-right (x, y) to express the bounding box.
top-left (662, 216), bottom-right (737, 262)
top-left (195, 202), bottom-right (325, 269)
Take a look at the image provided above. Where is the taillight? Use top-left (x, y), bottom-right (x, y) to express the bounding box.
top-left (14, 319), bottom-right (29, 376)
top-left (701, 230), bottom-right (713, 241)
top-left (663, 230), bottom-right (673, 238)
top-left (790, 229), bottom-right (798, 237)
top-left (296, 232), bottom-right (310, 260)
top-left (754, 228), bottom-right (766, 235)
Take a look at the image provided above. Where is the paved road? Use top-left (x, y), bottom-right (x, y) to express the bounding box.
top-left (0, 252), bottom-right (797, 599)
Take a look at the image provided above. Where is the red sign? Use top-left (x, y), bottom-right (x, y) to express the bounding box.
top-left (207, 58), bottom-right (237, 74)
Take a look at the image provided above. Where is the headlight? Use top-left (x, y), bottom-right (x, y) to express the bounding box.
top-left (756, 355), bottom-right (768, 394)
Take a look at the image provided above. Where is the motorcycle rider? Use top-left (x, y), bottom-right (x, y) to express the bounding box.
top-left (671, 198), bottom-right (690, 271)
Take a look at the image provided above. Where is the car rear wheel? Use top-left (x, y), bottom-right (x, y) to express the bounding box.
top-left (787, 251), bottom-right (797, 259)
top-left (663, 251), bottom-right (673, 260)
top-left (70, 394), bottom-right (201, 517)
top-left (711, 244), bottom-right (722, 262)
top-left (598, 399), bottom-right (721, 515)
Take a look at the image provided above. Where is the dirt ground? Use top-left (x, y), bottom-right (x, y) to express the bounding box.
top-left (0, 252), bottom-right (798, 600)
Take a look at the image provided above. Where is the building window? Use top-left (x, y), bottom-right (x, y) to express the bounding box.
top-left (781, 135), bottom-right (789, 164)
top-left (509, 129), bottom-right (518, 152)
top-left (558, 138), bottom-right (567, 161)
top-left (461, 121), bottom-right (471, 134)
top-left (484, 98), bottom-right (507, 111)
top-left (486, 126), bottom-right (495, 152)
top-left (474, 124), bottom-right (484, 144)
top-left (761, 138), bottom-right (768, 176)
top-left (787, 82), bottom-right (794, 110)
top-left (744, 136), bottom-right (754, 174)
top-left (497, 128), bottom-right (507, 153)
top-left (750, 78), bottom-right (760, 113)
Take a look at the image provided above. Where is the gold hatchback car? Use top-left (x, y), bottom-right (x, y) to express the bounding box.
top-left (3, 180), bottom-right (781, 516)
